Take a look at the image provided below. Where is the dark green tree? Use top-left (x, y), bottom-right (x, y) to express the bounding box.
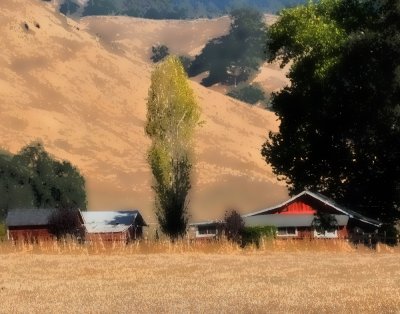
top-left (312, 213), bottom-right (338, 234)
top-left (262, 0), bottom-right (400, 227)
top-left (224, 209), bottom-right (244, 243)
top-left (49, 208), bottom-right (84, 239)
top-left (0, 142), bottom-right (87, 214)
top-left (227, 83), bottom-right (266, 105)
top-left (151, 45), bottom-right (170, 63)
top-left (0, 151), bottom-right (35, 218)
top-left (189, 8), bottom-right (267, 86)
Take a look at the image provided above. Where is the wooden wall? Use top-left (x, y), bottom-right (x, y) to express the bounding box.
top-left (278, 226), bottom-right (349, 239)
top-left (8, 226), bottom-right (54, 242)
top-left (85, 231), bottom-right (129, 243)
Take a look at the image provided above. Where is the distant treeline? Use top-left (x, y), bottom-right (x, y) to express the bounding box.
top-left (59, 0), bottom-right (306, 19)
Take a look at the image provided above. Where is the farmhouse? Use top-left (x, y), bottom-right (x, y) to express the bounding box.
top-left (243, 190), bottom-right (382, 239)
top-left (188, 220), bottom-right (224, 240)
top-left (5, 208), bottom-right (56, 242)
top-left (81, 210), bottom-right (147, 243)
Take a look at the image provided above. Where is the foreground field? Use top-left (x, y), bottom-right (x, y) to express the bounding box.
top-left (1, 244), bottom-right (400, 313)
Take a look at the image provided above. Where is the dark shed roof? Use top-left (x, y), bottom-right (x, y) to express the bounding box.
top-left (6, 209), bottom-right (55, 227)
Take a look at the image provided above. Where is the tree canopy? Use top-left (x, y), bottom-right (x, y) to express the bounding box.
top-left (188, 8), bottom-right (267, 87)
top-left (0, 142), bottom-right (87, 219)
top-left (145, 56), bottom-right (200, 239)
top-left (262, 0), bottom-right (400, 227)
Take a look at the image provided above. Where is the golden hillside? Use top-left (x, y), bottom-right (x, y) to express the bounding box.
top-left (0, 0), bottom-right (288, 222)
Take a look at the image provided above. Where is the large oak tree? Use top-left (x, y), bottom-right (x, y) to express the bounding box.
top-left (262, 0), bottom-right (400, 229)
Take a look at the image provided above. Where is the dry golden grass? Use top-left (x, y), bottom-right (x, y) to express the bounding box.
top-left (1, 240), bottom-right (400, 313)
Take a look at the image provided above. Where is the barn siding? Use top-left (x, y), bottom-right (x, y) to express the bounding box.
top-left (86, 226), bottom-right (144, 243)
top-left (9, 226), bottom-right (53, 242)
top-left (86, 231), bottom-right (129, 243)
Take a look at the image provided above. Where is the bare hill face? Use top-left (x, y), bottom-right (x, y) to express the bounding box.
top-left (81, 14), bottom-right (288, 93)
top-left (0, 0), bottom-right (288, 222)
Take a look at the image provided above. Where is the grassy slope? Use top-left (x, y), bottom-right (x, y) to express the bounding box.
top-left (0, 0), bottom-right (288, 222)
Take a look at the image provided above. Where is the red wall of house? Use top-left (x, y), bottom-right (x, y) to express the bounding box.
top-left (338, 226), bottom-right (348, 238)
top-left (279, 201), bottom-right (317, 215)
top-left (278, 226), bottom-right (348, 239)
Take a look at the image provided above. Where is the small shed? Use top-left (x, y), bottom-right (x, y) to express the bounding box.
top-left (6, 209), bottom-right (55, 242)
top-left (243, 191), bottom-right (382, 239)
top-left (81, 210), bottom-right (147, 243)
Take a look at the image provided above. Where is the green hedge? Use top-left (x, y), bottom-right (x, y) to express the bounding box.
top-left (242, 226), bottom-right (276, 247)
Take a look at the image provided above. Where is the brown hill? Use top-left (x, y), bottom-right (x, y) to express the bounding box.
top-left (81, 13), bottom-right (289, 93)
top-left (0, 0), bottom-right (288, 222)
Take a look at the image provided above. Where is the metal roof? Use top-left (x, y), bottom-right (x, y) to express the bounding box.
top-left (189, 220), bottom-right (224, 227)
top-left (6, 209), bottom-right (55, 227)
top-left (81, 210), bottom-right (146, 234)
top-left (244, 214), bottom-right (349, 228)
top-left (308, 191), bottom-right (382, 227)
top-left (243, 190), bottom-right (382, 227)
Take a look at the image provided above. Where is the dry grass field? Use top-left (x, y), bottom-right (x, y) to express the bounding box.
top-left (1, 241), bottom-right (400, 313)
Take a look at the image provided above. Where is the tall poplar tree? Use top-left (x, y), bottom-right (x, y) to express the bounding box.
top-left (145, 56), bottom-right (200, 239)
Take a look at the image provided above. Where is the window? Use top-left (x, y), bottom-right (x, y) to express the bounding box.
top-left (313, 229), bottom-right (338, 238)
top-left (277, 227), bottom-right (298, 236)
top-left (197, 227), bottom-right (216, 235)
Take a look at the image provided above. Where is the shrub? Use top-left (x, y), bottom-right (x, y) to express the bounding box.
top-left (178, 55), bottom-right (192, 74)
top-left (224, 209), bottom-right (244, 244)
top-left (0, 222), bottom-right (6, 240)
top-left (227, 84), bottom-right (267, 105)
top-left (48, 208), bottom-right (84, 239)
top-left (242, 226), bottom-right (277, 247)
top-left (151, 45), bottom-right (169, 63)
top-left (311, 213), bottom-right (338, 234)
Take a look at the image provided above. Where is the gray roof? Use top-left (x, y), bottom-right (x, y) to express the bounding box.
top-left (309, 191), bottom-right (382, 227)
top-left (189, 220), bottom-right (224, 227)
top-left (6, 209), bottom-right (55, 227)
top-left (243, 190), bottom-right (382, 227)
top-left (244, 214), bottom-right (349, 228)
top-left (81, 210), bottom-right (147, 234)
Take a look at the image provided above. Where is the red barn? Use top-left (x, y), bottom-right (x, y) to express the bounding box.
top-left (5, 209), bottom-right (55, 242)
top-left (243, 191), bottom-right (382, 239)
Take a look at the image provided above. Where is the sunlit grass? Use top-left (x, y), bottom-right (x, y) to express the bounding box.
top-left (0, 239), bottom-right (399, 313)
